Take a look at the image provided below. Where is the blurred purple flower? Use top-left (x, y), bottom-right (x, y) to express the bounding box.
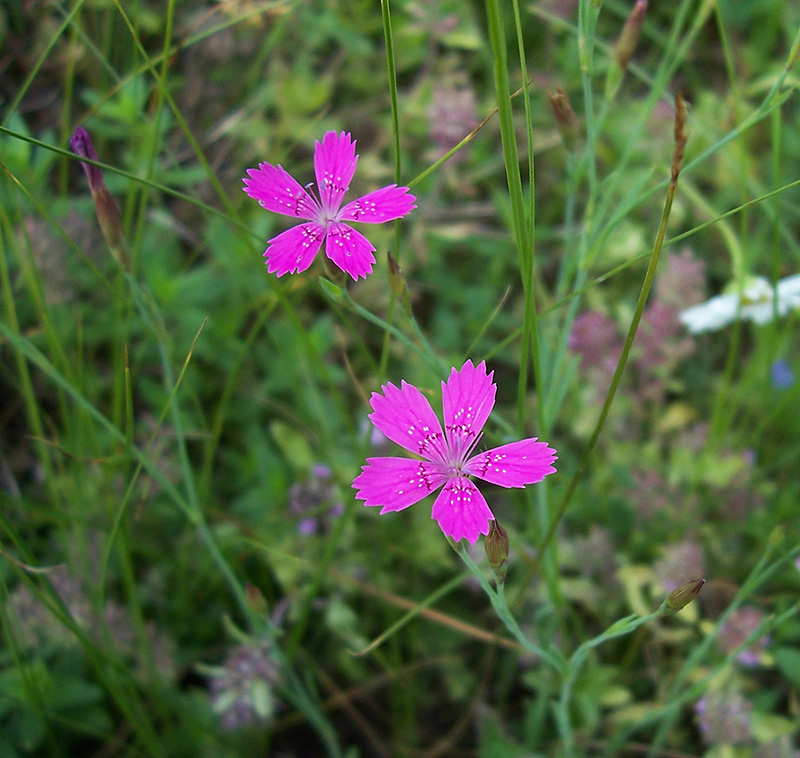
top-left (754, 736), bottom-right (800, 758)
top-left (568, 310), bottom-right (622, 390)
top-left (208, 638), bottom-right (282, 729)
top-left (694, 691), bottom-right (752, 745)
top-left (718, 606), bottom-right (769, 666)
top-left (289, 464), bottom-right (344, 535)
top-left (655, 248), bottom-right (707, 311)
top-left (297, 518), bottom-right (318, 536)
top-left (428, 83), bottom-right (479, 162)
top-left (771, 359), bottom-right (795, 389)
top-left (655, 541), bottom-right (705, 594)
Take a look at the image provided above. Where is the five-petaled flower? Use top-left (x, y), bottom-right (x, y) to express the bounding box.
top-left (352, 360), bottom-right (557, 544)
top-left (243, 131), bottom-right (416, 280)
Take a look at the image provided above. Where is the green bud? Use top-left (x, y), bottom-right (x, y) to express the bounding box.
top-left (94, 187), bottom-right (125, 263)
top-left (70, 126), bottom-right (127, 267)
top-left (614, 0), bottom-right (648, 71)
top-left (387, 251), bottom-right (410, 310)
top-left (245, 582), bottom-right (269, 616)
top-left (484, 519), bottom-right (509, 584)
top-left (547, 88), bottom-right (580, 150)
top-left (605, 0), bottom-right (648, 101)
top-left (663, 578), bottom-right (705, 615)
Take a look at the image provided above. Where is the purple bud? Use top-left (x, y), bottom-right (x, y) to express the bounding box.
top-left (70, 126), bottom-right (104, 193)
top-left (70, 126), bottom-right (126, 263)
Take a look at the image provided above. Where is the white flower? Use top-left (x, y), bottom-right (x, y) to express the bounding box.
top-left (679, 275), bottom-right (800, 334)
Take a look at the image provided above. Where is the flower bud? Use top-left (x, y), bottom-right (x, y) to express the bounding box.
top-left (387, 251), bottom-right (411, 310)
top-left (70, 126), bottom-right (127, 266)
top-left (614, 0), bottom-right (648, 71)
top-left (70, 126), bottom-right (104, 193)
top-left (484, 519), bottom-right (509, 584)
top-left (605, 1), bottom-right (648, 101)
top-left (387, 250), bottom-right (407, 298)
top-left (547, 88), bottom-right (580, 151)
top-left (245, 583), bottom-right (269, 616)
top-left (663, 578), bottom-right (705, 615)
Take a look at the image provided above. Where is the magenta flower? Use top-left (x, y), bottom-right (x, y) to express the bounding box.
top-left (353, 360), bottom-right (557, 544)
top-left (242, 131), bottom-right (416, 280)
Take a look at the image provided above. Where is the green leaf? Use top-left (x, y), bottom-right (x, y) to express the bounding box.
top-left (774, 647), bottom-right (800, 689)
top-left (317, 277), bottom-right (344, 304)
top-left (269, 421), bottom-right (315, 471)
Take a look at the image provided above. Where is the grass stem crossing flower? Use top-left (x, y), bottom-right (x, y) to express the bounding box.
top-left (243, 131), bottom-right (416, 280)
top-left (352, 360), bottom-right (557, 544)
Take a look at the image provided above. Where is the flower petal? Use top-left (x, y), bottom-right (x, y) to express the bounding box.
top-left (466, 438), bottom-right (557, 488)
top-left (368, 379), bottom-right (448, 463)
top-left (431, 477), bottom-right (494, 544)
top-left (339, 185), bottom-right (417, 223)
top-left (353, 457), bottom-right (447, 513)
top-left (263, 223), bottom-right (324, 276)
top-left (314, 131), bottom-right (358, 215)
top-left (243, 163), bottom-right (319, 220)
top-left (325, 222), bottom-right (376, 280)
top-left (442, 360), bottom-right (496, 462)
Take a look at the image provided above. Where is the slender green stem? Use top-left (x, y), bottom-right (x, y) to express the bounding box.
top-left (458, 547), bottom-right (564, 671)
top-left (530, 99), bottom-right (687, 578)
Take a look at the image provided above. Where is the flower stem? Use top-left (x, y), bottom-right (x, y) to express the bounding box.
top-left (530, 94), bottom-right (688, 579)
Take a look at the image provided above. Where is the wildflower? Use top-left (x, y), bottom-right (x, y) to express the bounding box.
top-left (755, 736), bottom-right (800, 758)
top-left (694, 691), bottom-right (752, 746)
top-left (655, 541), bottom-right (705, 593)
top-left (771, 359), bottom-right (795, 389)
top-left (243, 131), bottom-right (416, 280)
top-left (568, 310), bottom-right (621, 375)
top-left (484, 519), bottom-right (510, 583)
top-left (655, 248), bottom-right (707, 311)
top-left (428, 82), bottom-right (479, 162)
top-left (289, 464), bottom-right (344, 536)
top-left (70, 126), bottom-right (126, 264)
top-left (547, 88), bottom-right (581, 150)
top-left (632, 299), bottom-right (696, 404)
top-left (679, 275), bottom-right (800, 334)
top-left (718, 606), bottom-right (769, 666)
top-left (613, 0), bottom-right (648, 71)
top-left (352, 360), bottom-right (557, 544)
top-left (207, 638), bottom-right (282, 729)
top-left (605, 0), bottom-right (648, 100)
top-left (663, 578), bottom-right (705, 614)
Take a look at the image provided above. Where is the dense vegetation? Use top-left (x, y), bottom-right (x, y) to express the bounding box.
top-left (1, 1), bottom-right (800, 755)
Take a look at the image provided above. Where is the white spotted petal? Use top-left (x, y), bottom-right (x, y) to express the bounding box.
top-left (243, 131), bottom-right (416, 279)
top-left (353, 361), bottom-right (558, 545)
top-left (466, 438), bottom-right (558, 488)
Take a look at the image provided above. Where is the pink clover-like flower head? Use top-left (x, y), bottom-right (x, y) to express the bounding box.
top-left (243, 131), bottom-right (416, 280)
top-left (352, 360), bottom-right (557, 544)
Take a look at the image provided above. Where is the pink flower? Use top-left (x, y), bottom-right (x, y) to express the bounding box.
top-left (243, 131), bottom-right (416, 280)
top-left (352, 360), bottom-right (557, 544)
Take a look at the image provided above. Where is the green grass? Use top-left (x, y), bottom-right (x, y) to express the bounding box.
top-left (2, 0), bottom-right (800, 755)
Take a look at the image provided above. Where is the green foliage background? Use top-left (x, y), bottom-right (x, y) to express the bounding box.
top-left (1, 0), bottom-right (800, 756)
